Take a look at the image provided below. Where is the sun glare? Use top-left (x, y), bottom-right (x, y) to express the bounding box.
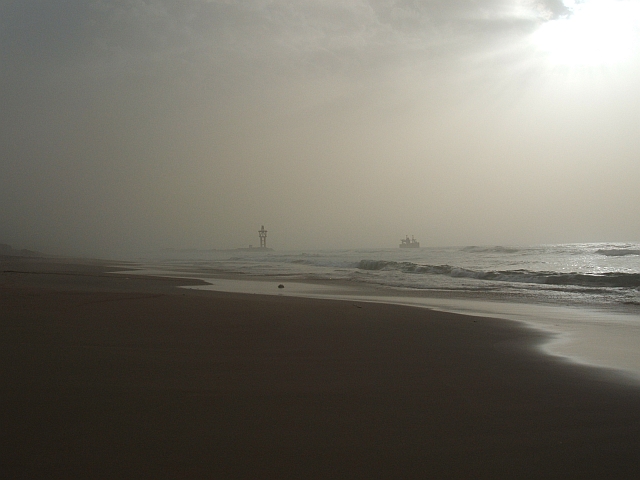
top-left (532, 0), bottom-right (640, 66)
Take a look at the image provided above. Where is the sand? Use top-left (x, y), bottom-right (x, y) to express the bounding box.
top-left (2, 256), bottom-right (640, 478)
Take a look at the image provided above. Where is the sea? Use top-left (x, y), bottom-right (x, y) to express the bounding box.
top-left (132, 242), bottom-right (640, 379)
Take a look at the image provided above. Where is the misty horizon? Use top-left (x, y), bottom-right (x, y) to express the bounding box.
top-left (2, 1), bottom-right (639, 258)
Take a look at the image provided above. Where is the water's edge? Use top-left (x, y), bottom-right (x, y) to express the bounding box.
top-left (115, 268), bottom-right (640, 384)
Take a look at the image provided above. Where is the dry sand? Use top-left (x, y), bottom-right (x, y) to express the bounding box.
top-left (2, 256), bottom-right (640, 478)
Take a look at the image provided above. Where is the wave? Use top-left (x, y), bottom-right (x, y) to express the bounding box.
top-left (357, 259), bottom-right (640, 289)
top-left (461, 246), bottom-right (521, 254)
top-left (595, 249), bottom-right (640, 257)
top-left (290, 259), bottom-right (319, 265)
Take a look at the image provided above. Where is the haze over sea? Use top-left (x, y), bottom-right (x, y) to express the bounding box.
top-left (131, 242), bottom-right (640, 380)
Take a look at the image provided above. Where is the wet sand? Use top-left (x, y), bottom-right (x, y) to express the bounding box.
top-left (2, 257), bottom-right (640, 478)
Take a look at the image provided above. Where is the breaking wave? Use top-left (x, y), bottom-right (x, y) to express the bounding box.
top-left (596, 249), bottom-right (640, 257)
top-left (461, 246), bottom-right (521, 254)
top-left (290, 259), bottom-right (317, 265)
top-left (357, 259), bottom-right (640, 289)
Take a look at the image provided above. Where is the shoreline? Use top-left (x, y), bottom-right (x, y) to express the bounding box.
top-left (115, 266), bottom-right (640, 382)
top-left (3, 256), bottom-right (640, 477)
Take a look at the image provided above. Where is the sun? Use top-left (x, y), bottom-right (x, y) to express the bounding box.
top-left (532, 0), bottom-right (640, 67)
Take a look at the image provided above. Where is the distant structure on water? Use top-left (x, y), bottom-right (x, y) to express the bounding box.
top-left (400, 235), bottom-right (420, 248)
top-left (259, 225), bottom-right (267, 248)
top-left (236, 225), bottom-right (273, 252)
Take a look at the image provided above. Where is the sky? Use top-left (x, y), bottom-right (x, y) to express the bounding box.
top-left (1, 0), bottom-right (640, 256)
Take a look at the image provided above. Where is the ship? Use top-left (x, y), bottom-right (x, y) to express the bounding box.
top-left (399, 235), bottom-right (420, 248)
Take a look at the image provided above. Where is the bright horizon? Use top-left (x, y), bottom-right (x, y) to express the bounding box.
top-left (2, 1), bottom-right (640, 256)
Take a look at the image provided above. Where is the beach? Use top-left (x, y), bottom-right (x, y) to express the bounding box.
top-left (2, 257), bottom-right (640, 478)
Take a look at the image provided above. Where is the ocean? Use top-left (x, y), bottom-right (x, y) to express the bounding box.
top-left (145, 242), bottom-right (640, 311)
top-left (132, 242), bottom-right (640, 379)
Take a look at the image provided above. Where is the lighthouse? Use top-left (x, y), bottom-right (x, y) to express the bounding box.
top-left (258, 225), bottom-right (267, 248)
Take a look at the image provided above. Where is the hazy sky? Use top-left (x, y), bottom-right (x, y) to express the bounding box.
top-left (2, 0), bottom-right (640, 256)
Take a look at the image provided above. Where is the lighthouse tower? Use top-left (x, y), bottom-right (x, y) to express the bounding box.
top-left (258, 225), bottom-right (267, 248)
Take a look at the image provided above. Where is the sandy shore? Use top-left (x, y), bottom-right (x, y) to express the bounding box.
top-left (2, 256), bottom-right (640, 478)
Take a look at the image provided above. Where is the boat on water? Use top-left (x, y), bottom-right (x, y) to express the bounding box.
top-left (400, 235), bottom-right (420, 248)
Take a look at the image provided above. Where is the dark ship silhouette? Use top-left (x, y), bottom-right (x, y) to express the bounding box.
top-left (399, 235), bottom-right (420, 248)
